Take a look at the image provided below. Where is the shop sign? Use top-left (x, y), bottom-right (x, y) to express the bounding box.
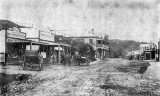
top-left (7, 38), bottom-right (27, 42)
top-left (39, 30), bottom-right (54, 42)
top-left (7, 30), bottom-right (26, 39)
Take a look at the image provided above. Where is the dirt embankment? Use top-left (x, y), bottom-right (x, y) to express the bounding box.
top-left (99, 60), bottom-right (160, 96)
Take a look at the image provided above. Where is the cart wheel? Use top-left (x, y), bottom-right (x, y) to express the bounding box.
top-left (88, 60), bottom-right (90, 65)
top-left (22, 63), bottom-right (25, 70)
top-left (39, 63), bottom-right (42, 71)
top-left (86, 59), bottom-right (90, 66)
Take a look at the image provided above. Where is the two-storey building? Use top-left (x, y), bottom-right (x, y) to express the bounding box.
top-left (139, 42), bottom-right (157, 60)
top-left (71, 36), bottom-right (109, 58)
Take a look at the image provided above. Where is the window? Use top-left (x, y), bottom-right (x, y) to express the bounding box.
top-left (97, 40), bottom-right (101, 44)
top-left (89, 39), bottom-right (93, 44)
top-left (81, 39), bottom-right (84, 43)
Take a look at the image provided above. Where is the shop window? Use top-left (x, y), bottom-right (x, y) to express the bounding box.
top-left (82, 39), bottom-right (84, 43)
top-left (97, 40), bottom-right (101, 44)
top-left (89, 39), bottom-right (93, 44)
top-left (40, 45), bottom-right (47, 58)
top-left (40, 45), bottom-right (46, 52)
top-left (26, 45), bottom-right (39, 51)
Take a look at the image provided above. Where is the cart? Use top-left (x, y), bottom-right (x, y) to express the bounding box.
top-left (74, 56), bottom-right (90, 66)
top-left (22, 50), bottom-right (43, 71)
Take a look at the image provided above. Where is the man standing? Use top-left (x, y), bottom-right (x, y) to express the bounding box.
top-left (60, 51), bottom-right (65, 65)
top-left (51, 53), bottom-right (55, 65)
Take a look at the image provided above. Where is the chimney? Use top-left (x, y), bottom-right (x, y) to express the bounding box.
top-left (91, 28), bottom-right (94, 34)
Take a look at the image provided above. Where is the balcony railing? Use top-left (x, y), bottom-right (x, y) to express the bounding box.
top-left (144, 48), bottom-right (155, 51)
top-left (96, 44), bottom-right (103, 47)
top-left (96, 44), bottom-right (109, 50)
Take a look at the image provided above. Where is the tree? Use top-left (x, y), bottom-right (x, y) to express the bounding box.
top-left (78, 43), bottom-right (96, 61)
top-left (108, 39), bottom-right (140, 58)
top-left (70, 38), bottom-right (83, 55)
top-left (78, 43), bottom-right (95, 56)
top-left (71, 42), bottom-right (96, 61)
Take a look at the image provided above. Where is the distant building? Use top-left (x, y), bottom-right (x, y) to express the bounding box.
top-left (139, 42), bottom-right (157, 60)
top-left (70, 36), bottom-right (109, 58)
top-left (158, 39), bottom-right (160, 61)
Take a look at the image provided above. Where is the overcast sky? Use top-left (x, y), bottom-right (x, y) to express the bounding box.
top-left (0, 0), bottom-right (159, 44)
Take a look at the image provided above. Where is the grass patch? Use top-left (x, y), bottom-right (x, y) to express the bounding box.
top-left (99, 61), bottom-right (160, 96)
top-left (99, 81), bottom-right (158, 96)
top-left (0, 73), bottom-right (30, 86)
top-left (0, 73), bottom-right (30, 95)
top-left (116, 61), bottom-right (150, 73)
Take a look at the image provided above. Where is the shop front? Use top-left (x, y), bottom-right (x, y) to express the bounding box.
top-left (23, 27), bottom-right (72, 64)
top-left (7, 39), bottom-right (29, 64)
top-left (7, 28), bottom-right (28, 64)
top-left (144, 50), bottom-right (156, 60)
top-left (54, 46), bottom-right (64, 63)
top-left (39, 30), bottom-right (55, 64)
top-left (39, 43), bottom-right (71, 64)
top-left (26, 28), bottom-right (56, 64)
top-left (0, 27), bottom-right (28, 64)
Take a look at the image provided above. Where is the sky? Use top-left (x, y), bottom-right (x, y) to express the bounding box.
top-left (0, 0), bottom-right (160, 44)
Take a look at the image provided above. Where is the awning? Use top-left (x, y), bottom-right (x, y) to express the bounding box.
top-left (59, 43), bottom-right (71, 47)
top-left (47, 42), bottom-right (59, 45)
top-left (40, 40), bottom-right (59, 45)
top-left (32, 41), bottom-right (48, 45)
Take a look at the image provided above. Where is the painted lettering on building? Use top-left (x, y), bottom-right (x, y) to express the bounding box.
top-left (7, 38), bottom-right (27, 42)
top-left (7, 30), bottom-right (26, 39)
top-left (39, 30), bottom-right (54, 42)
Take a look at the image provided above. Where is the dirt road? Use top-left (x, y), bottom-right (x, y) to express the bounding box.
top-left (2, 59), bottom-right (160, 96)
top-left (15, 59), bottom-right (113, 96)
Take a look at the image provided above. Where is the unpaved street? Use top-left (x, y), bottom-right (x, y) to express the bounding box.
top-left (13, 59), bottom-right (112, 96)
top-left (1, 59), bottom-right (160, 96)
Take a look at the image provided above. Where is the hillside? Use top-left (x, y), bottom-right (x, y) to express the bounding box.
top-left (108, 39), bottom-right (141, 58)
